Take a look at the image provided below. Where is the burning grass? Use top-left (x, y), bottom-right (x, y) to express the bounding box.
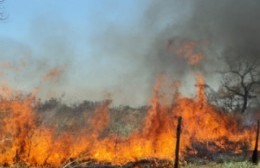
top-left (4, 160), bottom-right (257, 168)
top-left (0, 74), bottom-right (256, 167)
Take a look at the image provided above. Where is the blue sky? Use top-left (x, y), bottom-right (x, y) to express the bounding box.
top-left (0, 0), bottom-right (200, 106)
top-left (1, 0), bottom-right (147, 42)
top-left (0, 0), bottom-right (155, 105)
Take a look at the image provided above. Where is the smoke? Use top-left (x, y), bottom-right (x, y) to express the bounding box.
top-left (1, 0), bottom-right (260, 106)
top-left (178, 0), bottom-right (260, 62)
top-left (90, 0), bottom-right (260, 105)
top-left (0, 18), bottom-right (73, 99)
top-left (146, 0), bottom-right (260, 76)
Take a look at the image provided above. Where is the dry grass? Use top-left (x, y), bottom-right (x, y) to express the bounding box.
top-left (183, 161), bottom-right (258, 168)
top-left (2, 161), bottom-right (258, 168)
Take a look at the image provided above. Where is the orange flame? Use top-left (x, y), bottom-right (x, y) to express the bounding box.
top-left (167, 39), bottom-right (204, 65)
top-left (0, 74), bottom-right (254, 167)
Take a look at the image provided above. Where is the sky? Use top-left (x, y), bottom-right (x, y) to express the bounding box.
top-left (2, 0), bottom-right (252, 106)
top-left (0, 0), bottom-right (161, 106)
top-left (0, 0), bottom-right (148, 55)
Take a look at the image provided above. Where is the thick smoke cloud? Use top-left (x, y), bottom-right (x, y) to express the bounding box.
top-left (41, 0), bottom-right (259, 105)
top-left (143, 0), bottom-right (260, 74)
top-left (179, 0), bottom-right (260, 61)
top-left (91, 0), bottom-right (260, 104)
top-left (1, 0), bottom-right (260, 106)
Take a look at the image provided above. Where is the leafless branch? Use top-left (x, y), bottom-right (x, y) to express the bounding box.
top-left (215, 56), bottom-right (260, 113)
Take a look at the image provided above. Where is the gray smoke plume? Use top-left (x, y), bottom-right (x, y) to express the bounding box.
top-left (1, 0), bottom-right (260, 106)
top-left (89, 0), bottom-right (260, 105)
top-left (101, 0), bottom-right (260, 104)
top-left (179, 0), bottom-right (260, 60)
top-left (142, 0), bottom-right (260, 75)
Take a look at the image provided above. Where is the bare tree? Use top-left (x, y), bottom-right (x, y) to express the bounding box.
top-left (217, 56), bottom-right (260, 113)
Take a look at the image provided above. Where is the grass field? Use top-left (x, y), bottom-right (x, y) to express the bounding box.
top-left (182, 162), bottom-right (259, 168)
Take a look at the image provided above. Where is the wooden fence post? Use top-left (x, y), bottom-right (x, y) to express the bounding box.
top-left (252, 120), bottom-right (259, 164)
top-left (174, 117), bottom-right (182, 168)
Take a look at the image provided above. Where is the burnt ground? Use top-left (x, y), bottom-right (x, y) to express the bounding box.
top-left (62, 158), bottom-right (173, 168)
top-left (61, 153), bottom-right (259, 168)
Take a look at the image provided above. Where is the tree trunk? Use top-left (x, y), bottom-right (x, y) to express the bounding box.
top-left (241, 91), bottom-right (248, 113)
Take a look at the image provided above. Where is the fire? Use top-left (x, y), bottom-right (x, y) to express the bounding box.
top-left (0, 75), bottom-right (254, 167)
top-left (0, 40), bottom-right (255, 167)
top-left (167, 39), bottom-right (204, 65)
